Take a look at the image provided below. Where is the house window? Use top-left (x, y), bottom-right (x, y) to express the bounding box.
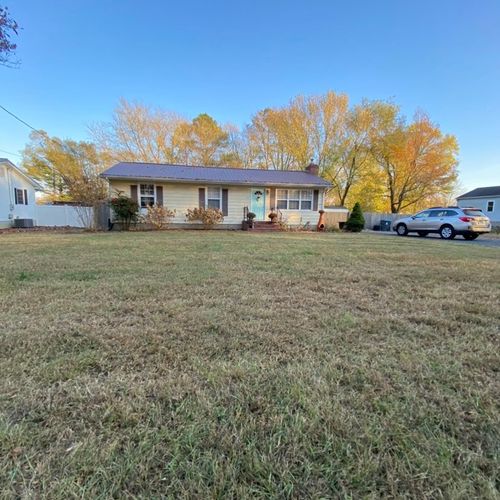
top-left (14, 188), bottom-right (28, 205)
top-left (276, 189), bottom-right (313, 210)
top-left (300, 190), bottom-right (313, 210)
top-left (140, 184), bottom-right (155, 207)
top-left (487, 201), bottom-right (494, 212)
top-left (207, 187), bottom-right (221, 209)
top-left (276, 189), bottom-right (288, 210)
top-left (288, 189), bottom-right (300, 209)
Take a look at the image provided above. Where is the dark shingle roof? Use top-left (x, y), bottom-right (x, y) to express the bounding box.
top-left (101, 162), bottom-right (331, 188)
top-left (457, 186), bottom-right (500, 199)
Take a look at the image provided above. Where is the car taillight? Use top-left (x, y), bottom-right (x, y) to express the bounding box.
top-left (459, 216), bottom-right (474, 222)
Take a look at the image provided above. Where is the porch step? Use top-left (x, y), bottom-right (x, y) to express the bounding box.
top-left (249, 221), bottom-right (280, 232)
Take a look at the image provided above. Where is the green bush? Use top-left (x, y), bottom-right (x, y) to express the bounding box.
top-left (109, 193), bottom-right (139, 230)
top-left (345, 202), bottom-right (365, 232)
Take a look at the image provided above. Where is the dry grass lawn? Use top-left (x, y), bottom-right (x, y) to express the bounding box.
top-left (0, 231), bottom-right (499, 498)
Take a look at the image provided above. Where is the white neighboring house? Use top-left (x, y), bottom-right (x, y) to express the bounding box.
top-left (456, 186), bottom-right (500, 227)
top-left (0, 158), bottom-right (42, 228)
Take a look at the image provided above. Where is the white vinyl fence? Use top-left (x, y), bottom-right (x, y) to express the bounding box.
top-left (35, 205), bottom-right (94, 228)
top-left (363, 212), bottom-right (400, 229)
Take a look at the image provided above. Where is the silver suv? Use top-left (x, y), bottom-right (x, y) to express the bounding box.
top-left (393, 207), bottom-right (491, 240)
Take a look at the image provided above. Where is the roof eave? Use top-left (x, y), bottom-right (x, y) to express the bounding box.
top-left (457, 194), bottom-right (499, 200)
top-left (1, 159), bottom-right (44, 190)
top-left (101, 175), bottom-right (331, 188)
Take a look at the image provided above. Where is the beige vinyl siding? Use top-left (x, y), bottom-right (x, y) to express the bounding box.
top-left (108, 181), bottom-right (326, 226)
top-left (109, 181), bottom-right (250, 225)
top-left (279, 210), bottom-right (321, 225)
top-left (224, 186), bottom-right (250, 224)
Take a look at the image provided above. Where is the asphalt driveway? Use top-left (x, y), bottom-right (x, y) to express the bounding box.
top-left (368, 230), bottom-right (500, 248)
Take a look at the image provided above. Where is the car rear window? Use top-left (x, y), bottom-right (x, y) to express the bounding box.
top-left (463, 209), bottom-right (484, 216)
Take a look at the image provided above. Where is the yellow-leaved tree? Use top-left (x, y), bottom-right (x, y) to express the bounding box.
top-left (246, 91), bottom-right (349, 172)
top-left (22, 131), bottom-right (107, 205)
top-left (369, 103), bottom-right (458, 213)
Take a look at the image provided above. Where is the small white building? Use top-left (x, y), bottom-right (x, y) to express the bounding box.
top-left (457, 186), bottom-right (500, 227)
top-left (0, 158), bottom-right (42, 228)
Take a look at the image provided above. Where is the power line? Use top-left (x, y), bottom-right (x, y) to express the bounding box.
top-left (0, 148), bottom-right (21, 157)
top-left (0, 104), bottom-right (68, 155)
top-left (0, 104), bottom-right (44, 159)
top-left (0, 105), bottom-right (62, 195)
top-left (0, 104), bottom-right (41, 133)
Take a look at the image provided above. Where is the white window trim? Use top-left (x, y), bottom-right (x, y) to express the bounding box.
top-left (276, 189), bottom-right (313, 211)
top-left (14, 187), bottom-right (28, 205)
top-left (206, 186), bottom-right (222, 210)
top-left (487, 200), bottom-right (495, 212)
top-left (139, 183), bottom-right (156, 208)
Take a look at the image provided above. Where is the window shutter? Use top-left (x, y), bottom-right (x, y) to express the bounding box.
top-left (24, 189), bottom-right (28, 205)
top-left (156, 186), bottom-right (163, 206)
top-left (222, 188), bottom-right (228, 216)
top-left (13, 188), bottom-right (18, 204)
top-left (198, 188), bottom-right (206, 209)
top-left (313, 190), bottom-right (319, 211)
top-left (270, 188), bottom-right (276, 211)
top-left (130, 185), bottom-right (138, 203)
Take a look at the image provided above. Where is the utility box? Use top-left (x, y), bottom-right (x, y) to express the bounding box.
top-left (13, 218), bottom-right (34, 228)
top-left (380, 220), bottom-right (391, 232)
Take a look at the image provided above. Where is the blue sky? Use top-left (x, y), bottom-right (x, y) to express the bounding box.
top-left (1, 0), bottom-right (499, 191)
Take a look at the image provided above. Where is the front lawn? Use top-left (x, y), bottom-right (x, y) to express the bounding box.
top-left (1, 231), bottom-right (499, 498)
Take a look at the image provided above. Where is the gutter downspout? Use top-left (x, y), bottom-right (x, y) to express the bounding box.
top-left (6, 165), bottom-right (14, 221)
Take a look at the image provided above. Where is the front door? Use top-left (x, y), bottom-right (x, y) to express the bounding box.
top-left (250, 187), bottom-right (266, 220)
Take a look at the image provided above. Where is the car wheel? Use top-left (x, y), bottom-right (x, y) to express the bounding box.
top-left (396, 223), bottom-right (408, 236)
top-left (463, 233), bottom-right (479, 240)
top-left (439, 225), bottom-right (456, 240)
top-left (417, 231), bottom-right (429, 237)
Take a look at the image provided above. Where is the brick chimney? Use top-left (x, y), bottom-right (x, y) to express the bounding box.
top-left (305, 160), bottom-right (319, 176)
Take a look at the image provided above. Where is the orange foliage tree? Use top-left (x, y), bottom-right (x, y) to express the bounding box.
top-left (370, 103), bottom-right (458, 213)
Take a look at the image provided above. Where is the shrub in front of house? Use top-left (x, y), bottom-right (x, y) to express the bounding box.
top-left (185, 207), bottom-right (224, 227)
top-left (268, 211), bottom-right (278, 223)
top-left (277, 215), bottom-right (289, 231)
top-left (344, 202), bottom-right (365, 232)
top-left (109, 193), bottom-right (139, 230)
top-left (143, 205), bottom-right (176, 230)
top-left (246, 212), bottom-right (256, 229)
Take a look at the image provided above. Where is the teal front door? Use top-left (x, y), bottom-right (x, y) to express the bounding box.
top-left (250, 188), bottom-right (266, 220)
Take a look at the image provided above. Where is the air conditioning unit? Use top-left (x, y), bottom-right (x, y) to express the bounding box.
top-left (13, 218), bottom-right (34, 228)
